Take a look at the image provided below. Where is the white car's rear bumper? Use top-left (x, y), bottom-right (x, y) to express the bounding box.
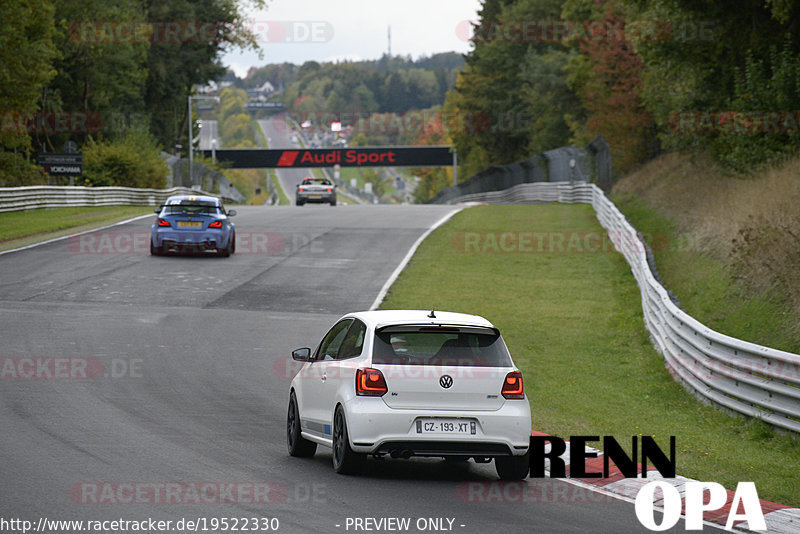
top-left (342, 396), bottom-right (531, 457)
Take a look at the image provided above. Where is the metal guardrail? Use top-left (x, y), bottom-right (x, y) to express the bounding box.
top-left (0, 186), bottom-right (221, 213)
top-left (446, 182), bottom-right (800, 434)
top-left (451, 181), bottom-right (595, 205)
top-left (428, 136), bottom-right (612, 205)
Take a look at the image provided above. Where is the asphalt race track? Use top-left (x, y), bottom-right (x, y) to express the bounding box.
top-left (257, 117), bottom-right (336, 203)
top-left (0, 208), bottom-right (728, 533)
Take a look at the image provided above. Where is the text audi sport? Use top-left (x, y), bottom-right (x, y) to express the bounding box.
top-left (287, 310), bottom-right (531, 479)
top-left (150, 195), bottom-right (236, 256)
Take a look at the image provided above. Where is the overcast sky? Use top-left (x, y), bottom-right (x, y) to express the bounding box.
top-left (222, 0), bottom-right (482, 77)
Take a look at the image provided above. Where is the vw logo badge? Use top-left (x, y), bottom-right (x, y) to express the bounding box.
top-left (439, 375), bottom-right (453, 389)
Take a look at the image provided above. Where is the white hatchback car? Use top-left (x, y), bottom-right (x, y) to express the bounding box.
top-left (286, 310), bottom-right (531, 479)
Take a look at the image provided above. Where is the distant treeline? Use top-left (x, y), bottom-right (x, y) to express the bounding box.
top-left (445, 0), bottom-right (800, 180)
top-left (242, 53), bottom-right (465, 115)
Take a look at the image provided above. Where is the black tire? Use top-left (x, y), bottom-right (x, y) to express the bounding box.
top-left (150, 240), bottom-right (161, 256)
top-left (332, 405), bottom-right (365, 474)
top-left (287, 393), bottom-right (316, 458)
top-left (495, 451), bottom-right (530, 480)
top-left (330, 199), bottom-right (337, 207)
top-left (218, 234), bottom-right (234, 257)
top-left (296, 199), bottom-right (304, 206)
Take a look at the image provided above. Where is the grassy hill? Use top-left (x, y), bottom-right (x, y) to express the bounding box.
top-left (612, 152), bottom-right (800, 353)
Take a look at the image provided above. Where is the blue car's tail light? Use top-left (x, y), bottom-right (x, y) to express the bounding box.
top-left (208, 220), bottom-right (223, 228)
top-left (157, 219), bottom-right (170, 227)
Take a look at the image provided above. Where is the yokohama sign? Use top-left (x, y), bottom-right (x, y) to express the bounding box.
top-left (201, 147), bottom-right (452, 169)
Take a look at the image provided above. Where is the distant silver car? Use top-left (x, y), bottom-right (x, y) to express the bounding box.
top-left (296, 177), bottom-right (336, 206)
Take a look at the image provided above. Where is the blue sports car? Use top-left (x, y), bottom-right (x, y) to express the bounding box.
top-left (150, 195), bottom-right (237, 256)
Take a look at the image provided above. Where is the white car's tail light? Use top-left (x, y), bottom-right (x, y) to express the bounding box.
top-left (356, 368), bottom-right (388, 396)
top-left (501, 371), bottom-right (525, 399)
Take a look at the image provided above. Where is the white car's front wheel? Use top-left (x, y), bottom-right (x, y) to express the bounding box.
top-left (287, 393), bottom-right (316, 458)
top-left (332, 406), bottom-right (365, 475)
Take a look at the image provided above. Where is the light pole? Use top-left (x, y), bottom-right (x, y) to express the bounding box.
top-left (188, 95), bottom-right (219, 186)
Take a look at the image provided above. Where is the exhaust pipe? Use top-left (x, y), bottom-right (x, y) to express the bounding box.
top-left (389, 449), bottom-right (414, 459)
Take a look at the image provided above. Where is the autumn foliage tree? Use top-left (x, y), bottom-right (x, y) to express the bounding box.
top-left (411, 110), bottom-right (453, 203)
top-left (567, 0), bottom-right (657, 173)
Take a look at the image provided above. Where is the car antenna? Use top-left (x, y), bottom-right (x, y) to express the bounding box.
top-left (427, 309), bottom-right (436, 319)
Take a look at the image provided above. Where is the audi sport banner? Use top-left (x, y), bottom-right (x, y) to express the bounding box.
top-left (200, 146), bottom-right (452, 169)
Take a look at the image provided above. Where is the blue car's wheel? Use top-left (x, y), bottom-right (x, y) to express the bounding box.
top-left (218, 233), bottom-right (234, 257)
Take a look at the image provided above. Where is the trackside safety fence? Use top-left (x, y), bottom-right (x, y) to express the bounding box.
top-left (444, 182), bottom-right (800, 435)
top-left (0, 186), bottom-right (219, 213)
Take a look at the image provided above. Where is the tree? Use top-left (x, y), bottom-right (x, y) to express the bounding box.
top-left (144, 0), bottom-right (267, 151)
top-left (446, 0), bottom-right (575, 178)
top-left (0, 0), bottom-right (57, 152)
top-left (41, 0), bottom-right (149, 153)
top-left (565, 0), bottom-right (657, 173)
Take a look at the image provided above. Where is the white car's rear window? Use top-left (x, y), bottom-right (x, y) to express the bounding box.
top-left (372, 326), bottom-right (513, 367)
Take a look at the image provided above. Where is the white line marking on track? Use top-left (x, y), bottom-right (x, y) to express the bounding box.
top-left (0, 214), bottom-right (153, 256)
top-left (369, 207), bottom-right (463, 311)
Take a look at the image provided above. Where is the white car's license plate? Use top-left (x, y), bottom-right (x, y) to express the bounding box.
top-left (309, 194), bottom-right (322, 199)
top-left (415, 418), bottom-right (476, 434)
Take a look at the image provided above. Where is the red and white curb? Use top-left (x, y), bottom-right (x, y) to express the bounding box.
top-left (531, 431), bottom-right (800, 532)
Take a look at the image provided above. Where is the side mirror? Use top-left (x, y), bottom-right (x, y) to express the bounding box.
top-left (227, 209), bottom-right (237, 217)
top-left (292, 347), bottom-right (311, 361)
top-left (154, 208), bottom-right (161, 214)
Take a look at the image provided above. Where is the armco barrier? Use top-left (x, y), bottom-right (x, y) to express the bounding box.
top-left (446, 182), bottom-right (800, 434)
top-left (0, 186), bottom-right (222, 213)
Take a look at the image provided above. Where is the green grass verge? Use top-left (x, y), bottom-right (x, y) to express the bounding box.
top-left (379, 204), bottom-right (799, 507)
top-left (614, 195), bottom-right (800, 354)
top-left (270, 169), bottom-right (291, 206)
top-left (0, 206), bottom-right (154, 251)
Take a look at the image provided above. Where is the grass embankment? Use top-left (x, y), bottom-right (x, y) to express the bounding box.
top-left (379, 204), bottom-right (799, 507)
top-left (0, 206), bottom-right (153, 251)
top-left (613, 152), bottom-right (800, 353)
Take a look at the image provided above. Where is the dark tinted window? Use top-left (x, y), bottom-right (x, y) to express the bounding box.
top-left (163, 200), bottom-right (221, 215)
top-left (315, 319), bottom-right (353, 361)
top-left (372, 327), bottom-right (512, 367)
top-left (338, 319), bottom-right (367, 360)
